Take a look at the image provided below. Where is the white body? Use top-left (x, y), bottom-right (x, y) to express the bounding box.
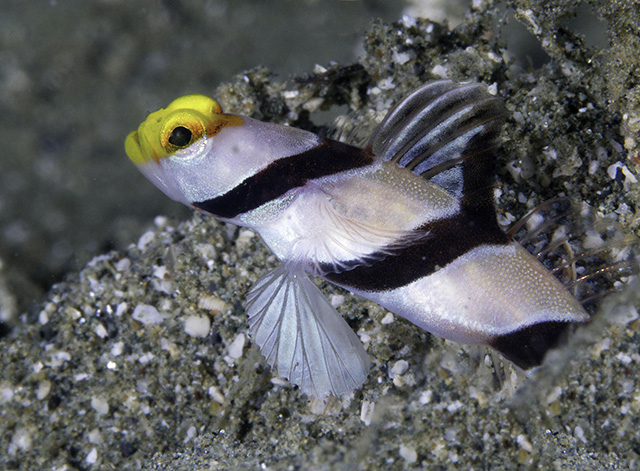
top-left (357, 243), bottom-right (585, 343)
top-left (243, 162), bottom-right (586, 345)
top-left (242, 162), bottom-right (458, 267)
top-left (128, 82), bottom-right (591, 397)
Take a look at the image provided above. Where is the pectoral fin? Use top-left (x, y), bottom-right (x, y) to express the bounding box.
top-left (246, 265), bottom-right (370, 398)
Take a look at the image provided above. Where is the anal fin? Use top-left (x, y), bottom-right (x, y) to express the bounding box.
top-left (246, 265), bottom-right (370, 398)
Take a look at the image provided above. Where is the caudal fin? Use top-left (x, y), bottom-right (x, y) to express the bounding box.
top-left (508, 197), bottom-right (640, 314)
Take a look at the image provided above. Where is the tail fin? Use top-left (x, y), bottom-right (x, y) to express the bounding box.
top-left (367, 81), bottom-right (505, 217)
top-left (508, 197), bottom-right (640, 313)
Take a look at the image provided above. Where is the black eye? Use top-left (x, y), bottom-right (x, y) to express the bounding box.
top-left (168, 126), bottom-right (192, 147)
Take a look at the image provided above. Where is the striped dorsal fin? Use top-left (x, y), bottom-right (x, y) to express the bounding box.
top-left (367, 81), bottom-right (506, 216)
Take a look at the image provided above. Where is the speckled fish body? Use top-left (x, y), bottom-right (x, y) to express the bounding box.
top-left (125, 81), bottom-right (589, 397)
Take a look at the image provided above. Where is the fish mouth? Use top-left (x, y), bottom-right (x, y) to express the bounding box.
top-left (134, 158), bottom-right (189, 205)
top-left (125, 133), bottom-right (189, 204)
top-left (125, 130), bottom-right (150, 166)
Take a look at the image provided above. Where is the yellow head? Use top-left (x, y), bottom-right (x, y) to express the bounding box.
top-left (125, 94), bottom-right (242, 165)
top-left (125, 92), bottom-right (320, 213)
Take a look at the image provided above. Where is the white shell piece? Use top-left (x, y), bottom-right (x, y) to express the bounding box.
top-left (246, 265), bottom-right (370, 398)
top-left (132, 304), bottom-right (164, 325)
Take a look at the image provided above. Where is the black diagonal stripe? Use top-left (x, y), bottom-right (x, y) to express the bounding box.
top-left (323, 209), bottom-right (509, 292)
top-left (488, 320), bottom-right (572, 369)
top-left (193, 138), bottom-right (374, 219)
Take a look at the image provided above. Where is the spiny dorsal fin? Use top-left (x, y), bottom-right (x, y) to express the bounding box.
top-left (508, 197), bottom-right (640, 313)
top-left (367, 81), bottom-right (506, 215)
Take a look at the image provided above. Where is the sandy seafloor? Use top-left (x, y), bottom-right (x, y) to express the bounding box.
top-left (1, 0), bottom-right (640, 469)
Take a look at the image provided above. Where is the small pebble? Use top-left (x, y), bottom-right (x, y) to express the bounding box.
top-left (91, 396), bottom-right (109, 416)
top-left (184, 315), bottom-right (211, 338)
top-left (399, 444), bottom-right (417, 463)
top-left (381, 312), bottom-right (395, 325)
top-left (390, 360), bottom-right (409, 378)
top-left (360, 400), bottom-right (375, 426)
top-left (85, 448), bottom-right (98, 465)
top-left (132, 304), bottom-right (164, 325)
top-left (228, 333), bottom-right (246, 360)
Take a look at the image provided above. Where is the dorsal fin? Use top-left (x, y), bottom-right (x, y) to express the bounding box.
top-left (367, 81), bottom-right (506, 216)
top-left (508, 197), bottom-right (640, 313)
